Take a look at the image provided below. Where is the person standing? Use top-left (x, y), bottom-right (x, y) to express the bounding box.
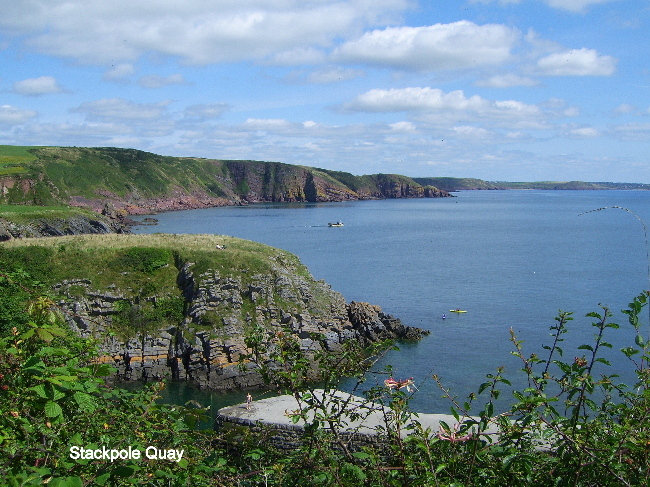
top-left (246, 393), bottom-right (252, 410)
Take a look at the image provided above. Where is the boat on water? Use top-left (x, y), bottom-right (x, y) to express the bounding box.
top-left (328, 221), bottom-right (344, 227)
top-left (449, 309), bottom-right (467, 313)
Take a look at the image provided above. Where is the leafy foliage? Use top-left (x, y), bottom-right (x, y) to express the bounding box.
top-left (1, 260), bottom-right (649, 485)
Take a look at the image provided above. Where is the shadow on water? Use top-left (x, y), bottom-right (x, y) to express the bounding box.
top-left (117, 380), bottom-right (282, 430)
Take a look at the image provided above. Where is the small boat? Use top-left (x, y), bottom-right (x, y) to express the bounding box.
top-left (449, 309), bottom-right (467, 313)
top-left (328, 221), bottom-right (344, 227)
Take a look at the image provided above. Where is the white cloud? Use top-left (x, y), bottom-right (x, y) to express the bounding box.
top-left (453, 125), bottom-right (492, 138)
top-left (306, 66), bottom-right (366, 84)
top-left (544, 0), bottom-right (617, 13)
top-left (244, 118), bottom-right (293, 130)
top-left (389, 121), bottom-right (416, 132)
top-left (470, 0), bottom-right (617, 12)
top-left (71, 98), bottom-right (172, 122)
top-left (0, 105), bottom-right (38, 125)
top-left (13, 76), bottom-right (64, 96)
top-left (103, 64), bottom-right (136, 81)
top-left (536, 48), bottom-right (617, 76)
top-left (474, 74), bottom-right (539, 88)
top-left (613, 123), bottom-right (650, 141)
top-left (568, 127), bottom-right (600, 138)
top-left (332, 21), bottom-right (519, 71)
top-left (138, 73), bottom-right (186, 89)
top-left (184, 103), bottom-right (230, 120)
top-left (343, 87), bottom-right (541, 122)
top-left (0, 0), bottom-right (409, 66)
top-left (613, 103), bottom-right (636, 115)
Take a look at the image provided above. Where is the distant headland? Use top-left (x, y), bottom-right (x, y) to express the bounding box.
top-left (1, 145), bottom-right (647, 228)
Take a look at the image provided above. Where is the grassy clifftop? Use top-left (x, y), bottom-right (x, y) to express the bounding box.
top-left (0, 233), bottom-right (420, 390)
top-left (0, 146), bottom-right (449, 214)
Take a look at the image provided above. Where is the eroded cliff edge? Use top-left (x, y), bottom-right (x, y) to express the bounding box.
top-left (0, 146), bottom-right (451, 215)
top-left (0, 234), bottom-right (428, 391)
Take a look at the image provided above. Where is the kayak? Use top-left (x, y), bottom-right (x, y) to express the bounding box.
top-left (449, 309), bottom-right (467, 313)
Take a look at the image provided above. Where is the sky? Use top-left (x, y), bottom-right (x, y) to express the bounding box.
top-left (1, 0), bottom-right (649, 183)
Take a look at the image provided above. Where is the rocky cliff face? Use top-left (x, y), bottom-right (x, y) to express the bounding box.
top-left (1, 147), bottom-right (451, 217)
top-left (0, 213), bottom-right (130, 241)
top-left (55, 260), bottom-right (428, 391)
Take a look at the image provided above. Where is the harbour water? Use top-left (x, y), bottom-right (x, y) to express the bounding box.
top-left (132, 190), bottom-right (650, 414)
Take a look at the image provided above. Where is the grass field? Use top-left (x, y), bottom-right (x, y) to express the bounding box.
top-left (0, 145), bottom-right (38, 175)
top-left (0, 204), bottom-right (98, 223)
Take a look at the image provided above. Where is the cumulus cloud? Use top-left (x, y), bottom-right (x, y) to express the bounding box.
top-left (13, 76), bottom-right (64, 96)
top-left (71, 98), bottom-right (172, 122)
top-left (332, 21), bottom-right (519, 71)
top-left (474, 74), bottom-right (539, 88)
top-left (342, 87), bottom-right (541, 122)
top-left (0, 105), bottom-right (38, 125)
top-left (184, 103), bottom-right (230, 120)
top-left (138, 73), bottom-right (186, 89)
top-left (536, 48), bottom-right (617, 76)
top-left (612, 103), bottom-right (636, 115)
top-left (0, 0), bottom-right (409, 66)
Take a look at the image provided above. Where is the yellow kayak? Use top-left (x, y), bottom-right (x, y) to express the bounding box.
top-left (449, 309), bottom-right (467, 313)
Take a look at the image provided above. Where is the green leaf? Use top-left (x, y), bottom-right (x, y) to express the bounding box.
top-left (52, 386), bottom-right (66, 402)
top-left (36, 328), bottom-right (54, 343)
top-left (31, 384), bottom-right (48, 399)
top-left (578, 344), bottom-right (593, 352)
top-left (478, 382), bottom-right (491, 395)
top-left (451, 406), bottom-right (460, 422)
top-left (94, 473), bottom-right (111, 486)
top-left (44, 400), bottom-right (63, 418)
top-left (635, 334), bottom-right (645, 348)
top-left (73, 392), bottom-right (96, 412)
top-left (111, 465), bottom-right (137, 477)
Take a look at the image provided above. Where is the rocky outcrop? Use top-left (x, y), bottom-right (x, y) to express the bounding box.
top-left (0, 213), bottom-right (130, 241)
top-left (54, 262), bottom-right (429, 391)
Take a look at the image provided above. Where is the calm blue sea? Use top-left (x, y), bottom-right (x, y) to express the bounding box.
top-left (132, 190), bottom-right (650, 413)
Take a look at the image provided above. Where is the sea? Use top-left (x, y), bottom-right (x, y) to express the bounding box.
top-left (130, 190), bottom-right (650, 416)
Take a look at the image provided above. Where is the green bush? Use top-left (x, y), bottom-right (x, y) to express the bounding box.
top-left (112, 247), bottom-right (170, 274)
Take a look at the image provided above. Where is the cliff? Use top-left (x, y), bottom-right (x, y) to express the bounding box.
top-left (0, 234), bottom-right (428, 391)
top-left (0, 205), bottom-right (131, 241)
top-left (0, 146), bottom-right (451, 216)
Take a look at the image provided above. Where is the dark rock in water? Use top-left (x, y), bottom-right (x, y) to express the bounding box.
top-left (347, 300), bottom-right (430, 346)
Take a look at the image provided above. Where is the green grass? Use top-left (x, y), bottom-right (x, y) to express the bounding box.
top-left (0, 145), bottom-right (38, 175)
top-left (0, 233), bottom-right (319, 339)
top-left (0, 233), bottom-right (308, 295)
top-left (0, 205), bottom-right (99, 223)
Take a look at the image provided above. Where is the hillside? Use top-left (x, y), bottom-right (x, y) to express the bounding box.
top-left (413, 176), bottom-right (650, 192)
top-left (0, 146), bottom-right (450, 215)
top-left (0, 234), bottom-right (427, 390)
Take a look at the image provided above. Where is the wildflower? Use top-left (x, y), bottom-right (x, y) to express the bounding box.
top-left (384, 377), bottom-right (417, 392)
top-left (437, 423), bottom-right (472, 443)
top-left (574, 356), bottom-right (587, 367)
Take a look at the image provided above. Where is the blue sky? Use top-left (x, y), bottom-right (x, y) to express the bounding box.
top-left (1, 0), bottom-right (649, 182)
